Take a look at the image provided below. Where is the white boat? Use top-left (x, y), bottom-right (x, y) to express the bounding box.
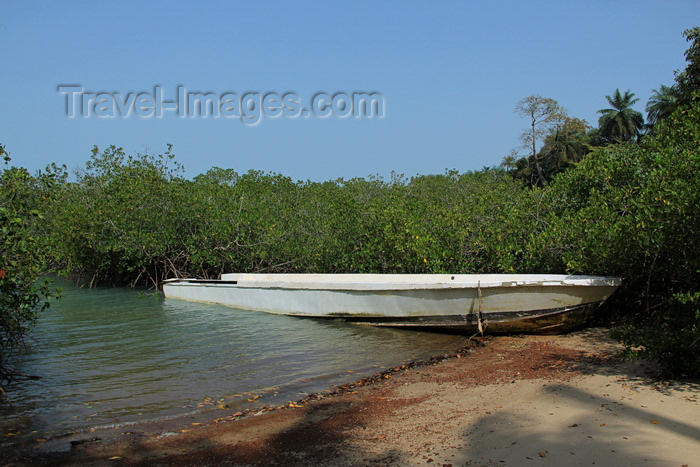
top-left (162, 274), bottom-right (621, 334)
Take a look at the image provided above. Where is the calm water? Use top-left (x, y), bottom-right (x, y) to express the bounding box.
top-left (1, 277), bottom-right (466, 446)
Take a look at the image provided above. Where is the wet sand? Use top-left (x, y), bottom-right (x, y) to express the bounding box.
top-left (6, 328), bottom-right (699, 466)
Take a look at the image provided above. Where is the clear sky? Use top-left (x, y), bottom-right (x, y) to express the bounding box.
top-left (1, 1), bottom-right (698, 182)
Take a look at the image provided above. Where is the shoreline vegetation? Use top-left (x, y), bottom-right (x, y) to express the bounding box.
top-left (0, 24), bottom-right (699, 449)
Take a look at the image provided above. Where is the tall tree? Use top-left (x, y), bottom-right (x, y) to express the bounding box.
top-left (597, 89), bottom-right (645, 143)
top-left (646, 84), bottom-right (680, 127)
top-left (514, 96), bottom-right (565, 186)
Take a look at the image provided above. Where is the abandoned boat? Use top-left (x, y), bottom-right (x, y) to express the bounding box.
top-left (162, 274), bottom-right (621, 334)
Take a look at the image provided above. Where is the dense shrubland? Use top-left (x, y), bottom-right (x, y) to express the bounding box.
top-left (39, 153), bottom-right (543, 285)
top-left (2, 27), bottom-right (699, 379)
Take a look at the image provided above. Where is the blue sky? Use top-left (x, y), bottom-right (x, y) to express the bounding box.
top-left (1, 1), bottom-right (698, 182)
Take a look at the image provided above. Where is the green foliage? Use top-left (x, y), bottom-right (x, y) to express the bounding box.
top-left (531, 100), bottom-right (700, 376)
top-left (612, 293), bottom-right (700, 377)
top-left (541, 102), bottom-right (700, 289)
top-left (643, 28), bottom-right (700, 133)
top-left (676, 27), bottom-right (700, 103)
top-left (0, 145), bottom-right (55, 386)
top-left (43, 152), bottom-right (540, 285)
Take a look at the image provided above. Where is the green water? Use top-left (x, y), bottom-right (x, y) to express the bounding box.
top-left (1, 277), bottom-right (466, 448)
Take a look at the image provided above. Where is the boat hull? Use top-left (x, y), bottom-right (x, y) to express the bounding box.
top-left (162, 274), bottom-right (620, 334)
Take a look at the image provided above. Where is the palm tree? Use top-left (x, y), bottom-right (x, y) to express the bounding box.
top-left (500, 153), bottom-right (519, 172)
top-left (646, 84), bottom-right (680, 127)
top-left (597, 89), bottom-right (645, 143)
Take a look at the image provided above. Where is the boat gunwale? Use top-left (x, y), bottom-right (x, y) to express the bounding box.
top-left (163, 274), bottom-right (622, 291)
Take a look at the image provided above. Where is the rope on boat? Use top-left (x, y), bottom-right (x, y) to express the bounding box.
top-left (477, 280), bottom-right (486, 336)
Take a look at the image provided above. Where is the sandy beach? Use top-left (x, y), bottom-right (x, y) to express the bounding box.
top-left (7, 327), bottom-right (699, 466)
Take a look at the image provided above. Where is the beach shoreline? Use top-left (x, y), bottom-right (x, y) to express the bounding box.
top-left (6, 327), bottom-right (699, 466)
